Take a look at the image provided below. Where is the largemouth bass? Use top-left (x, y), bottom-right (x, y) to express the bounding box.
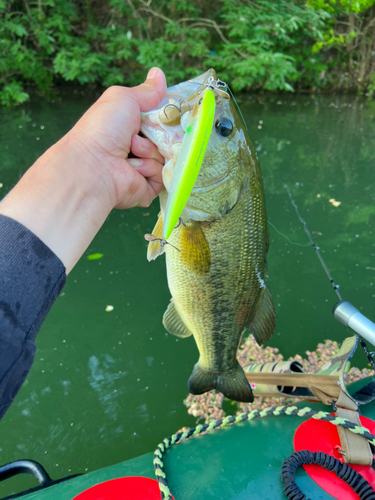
top-left (140, 69), bottom-right (276, 403)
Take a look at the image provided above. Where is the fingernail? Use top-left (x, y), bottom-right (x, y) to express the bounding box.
top-left (133, 134), bottom-right (143, 149)
top-left (127, 158), bottom-right (144, 168)
top-left (147, 67), bottom-right (159, 80)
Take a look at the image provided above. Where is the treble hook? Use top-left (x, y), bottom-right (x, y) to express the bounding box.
top-left (144, 234), bottom-right (180, 253)
top-left (175, 217), bottom-right (191, 229)
top-left (164, 103), bottom-right (183, 120)
top-left (179, 99), bottom-right (191, 114)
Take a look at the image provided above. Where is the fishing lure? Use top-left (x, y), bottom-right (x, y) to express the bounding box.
top-left (162, 87), bottom-right (216, 241)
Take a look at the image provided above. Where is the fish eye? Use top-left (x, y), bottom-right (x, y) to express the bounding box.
top-left (215, 118), bottom-right (233, 137)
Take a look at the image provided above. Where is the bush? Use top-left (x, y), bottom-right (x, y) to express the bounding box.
top-left (1, 0), bottom-right (374, 106)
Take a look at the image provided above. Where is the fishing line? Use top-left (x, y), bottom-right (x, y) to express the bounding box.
top-left (227, 87), bottom-right (249, 132)
top-left (268, 220), bottom-right (310, 248)
top-left (284, 185), bottom-right (375, 371)
top-left (284, 184), bottom-right (342, 302)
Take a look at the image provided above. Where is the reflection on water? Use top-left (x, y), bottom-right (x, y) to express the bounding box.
top-left (0, 90), bottom-right (375, 497)
top-left (88, 354), bottom-right (128, 424)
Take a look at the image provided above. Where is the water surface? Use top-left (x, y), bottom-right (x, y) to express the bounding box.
top-left (0, 89), bottom-right (374, 497)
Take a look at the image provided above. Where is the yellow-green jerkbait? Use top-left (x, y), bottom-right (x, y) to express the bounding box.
top-left (140, 69), bottom-right (276, 403)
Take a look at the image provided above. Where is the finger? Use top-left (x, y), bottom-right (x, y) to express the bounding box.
top-left (97, 67), bottom-right (166, 114)
top-left (135, 159), bottom-right (164, 205)
top-left (131, 135), bottom-right (165, 165)
top-left (128, 158), bottom-right (164, 192)
top-left (129, 67), bottom-right (167, 112)
top-left (71, 67), bottom-right (166, 163)
top-left (116, 158), bottom-right (164, 208)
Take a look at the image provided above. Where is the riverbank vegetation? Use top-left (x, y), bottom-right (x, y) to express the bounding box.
top-left (1, 0), bottom-right (374, 106)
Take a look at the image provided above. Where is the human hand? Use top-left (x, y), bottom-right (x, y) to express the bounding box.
top-left (0, 68), bottom-right (167, 273)
top-left (69, 67), bottom-right (167, 209)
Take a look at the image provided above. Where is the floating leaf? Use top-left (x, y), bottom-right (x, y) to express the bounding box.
top-left (329, 198), bottom-right (341, 207)
top-left (87, 253), bottom-right (103, 260)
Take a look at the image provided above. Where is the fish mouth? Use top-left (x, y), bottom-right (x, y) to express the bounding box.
top-left (156, 68), bottom-right (216, 116)
top-left (143, 69), bottom-right (217, 114)
top-left (140, 69), bottom-right (224, 161)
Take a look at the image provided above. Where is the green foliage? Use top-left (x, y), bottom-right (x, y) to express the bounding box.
top-left (307, 0), bottom-right (375, 88)
top-left (1, 0), bottom-right (374, 106)
top-left (309, 0), bottom-right (375, 14)
top-left (0, 80), bottom-right (29, 106)
top-left (205, 0), bottom-right (329, 91)
top-left (368, 73), bottom-right (375, 96)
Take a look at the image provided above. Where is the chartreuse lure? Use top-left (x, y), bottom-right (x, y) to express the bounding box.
top-left (162, 88), bottom-right (216, 241)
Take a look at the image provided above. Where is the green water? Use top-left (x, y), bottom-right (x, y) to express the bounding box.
top-left (0, 89), bottom-right (374, 497)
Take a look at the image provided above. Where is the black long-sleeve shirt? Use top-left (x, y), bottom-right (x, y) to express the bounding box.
top-left (0, 214), bottom-right (66, 419)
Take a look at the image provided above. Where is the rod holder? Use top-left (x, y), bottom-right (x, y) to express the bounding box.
top-left (333, 300), bottom-right (375, 348)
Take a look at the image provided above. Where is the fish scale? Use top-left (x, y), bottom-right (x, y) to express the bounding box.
top-left (166, 177), bottom-right (265, 371)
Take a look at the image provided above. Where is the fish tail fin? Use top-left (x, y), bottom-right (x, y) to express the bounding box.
top-left (188, 361), bottom-right (253, 403)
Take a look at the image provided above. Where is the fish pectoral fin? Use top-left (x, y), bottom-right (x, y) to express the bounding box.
top-left (163, 300), bottom-right (193, 338)
top-left (180, 221), bottom-right (210, 274)
top-left (146, 212), bottom-right (165, 261)
top-left (188, 361), bottom-right (254, 403)
top-left (248, 286), bottom-right (276, 346)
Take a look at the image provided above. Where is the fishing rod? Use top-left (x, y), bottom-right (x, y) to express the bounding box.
top-left (284, 185), bottom-right (375, 358)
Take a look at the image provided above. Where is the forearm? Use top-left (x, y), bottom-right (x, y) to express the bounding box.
top-left (0, 133), bottom-right (114, 274)
top-left (0, 214), bottom-right (66, 418)
top-left (0, 69), bottom-right (166, 421)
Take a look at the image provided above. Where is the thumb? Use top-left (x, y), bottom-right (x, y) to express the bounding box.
top-left (131, 67), bottom-right (167, 112)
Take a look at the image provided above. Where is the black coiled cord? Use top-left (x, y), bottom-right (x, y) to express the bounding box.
top-left (281, 450), bottom-right (375, 500)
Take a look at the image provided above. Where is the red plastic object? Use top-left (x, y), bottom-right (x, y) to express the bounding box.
top-left (294, 415), bottom-right (375, 500)
top-left (72, 476), bottom-right (174, 500)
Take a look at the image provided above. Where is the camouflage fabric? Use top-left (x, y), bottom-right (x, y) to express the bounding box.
top-left (243, 360), bottom-right (317, 400)
top-left (244, 336), bottom-right (375, 406)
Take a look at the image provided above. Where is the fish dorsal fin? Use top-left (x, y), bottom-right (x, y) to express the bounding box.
top-left (179, 221), bottom-right (210, 273)
top-left (147, 213), bottom-right (165, 261)
top-left (248, 286), bottom-right (276, 345)
top-left (163, 300), bottom-right (193, 338)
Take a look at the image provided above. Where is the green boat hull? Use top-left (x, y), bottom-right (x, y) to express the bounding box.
top-left (9, 386), bottom-right (375, 500)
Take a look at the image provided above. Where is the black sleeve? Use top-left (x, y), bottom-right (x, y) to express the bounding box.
top-left (0, 214), bottom-right (66, 419)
